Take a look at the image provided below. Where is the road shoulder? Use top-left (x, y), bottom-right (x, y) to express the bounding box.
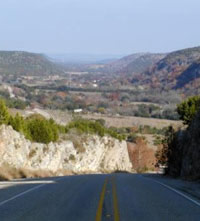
top-left (143, 174), bottom-right (200, 203)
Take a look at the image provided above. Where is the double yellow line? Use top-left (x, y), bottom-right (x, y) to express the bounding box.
top-left (112, 177), bottom-right (120, 221)
top-left (95, 176), bottom-right (120, 221)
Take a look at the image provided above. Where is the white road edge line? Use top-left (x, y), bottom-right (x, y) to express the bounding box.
top-left (0, 177), bottom-right (65, 207)
top-left (146, 176), bottom-right (200, 207)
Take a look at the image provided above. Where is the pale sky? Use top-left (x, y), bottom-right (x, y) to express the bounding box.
top-left (1, 0), bottom-right (200, 55)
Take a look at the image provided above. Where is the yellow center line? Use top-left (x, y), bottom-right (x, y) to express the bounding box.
top-left (112, 176), bottom-right (120, 221)
top-left (95, 178), bottom-right (108, 221)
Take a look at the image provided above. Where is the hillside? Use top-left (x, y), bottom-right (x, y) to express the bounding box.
top-left (131, 46), bottom-right (200, 93)
top-left (122, 53), bottom-right (166, 75)
top-left (175, 59), bottom-right (200, 90)
top-left (102, 53), bottom-right (166, 76)
top-left (104, 53), bottom-right (146, 73)
top-left (0, 51), bottom-right (63, 76)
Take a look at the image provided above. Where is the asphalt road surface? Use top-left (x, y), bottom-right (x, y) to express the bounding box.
top-left (0, 174), bottom-right (200, 221)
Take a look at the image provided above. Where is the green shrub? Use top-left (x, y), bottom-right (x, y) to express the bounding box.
top-left (26, 117), bottom-right (59, 144)
top-left (153, 135), bottom-right (163, 146)
top-left (6, 99), bottom-right (28, 110)
top-left (137, 125), bottom-right (168, 135)
top-left (0, 100), bottom-right (126, 143)
top-left (56, 124), bottom-right (66, 134)
top-left (95, 119), bottom-right (106, 127)
top-left (177, 96), bottom-right (200, 125)
top-left (8, 113), bottom-right (27, 134)
top-left (66, 118), bottom-right (125, 141)
top-left (0, 99), bottom-right (10, 125)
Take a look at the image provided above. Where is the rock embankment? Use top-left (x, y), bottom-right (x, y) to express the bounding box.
top-left (0, 125), bottom-right (132, 174)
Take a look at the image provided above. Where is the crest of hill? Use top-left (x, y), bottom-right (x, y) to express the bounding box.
top-left (0, 51), bottom-right (63, 76)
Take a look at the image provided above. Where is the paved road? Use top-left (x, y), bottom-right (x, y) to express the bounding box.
top-left (0, 174), bottom-right (200, 221)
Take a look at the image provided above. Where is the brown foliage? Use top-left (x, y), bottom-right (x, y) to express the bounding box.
top-left (127, 137), bottom-right (156, 173)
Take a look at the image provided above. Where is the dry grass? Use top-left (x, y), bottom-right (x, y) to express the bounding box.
top-left (83, 114), bottom-right (181, 129)
top-left (65, 131), bottom-right (86, 153)
top-left (28, 149), bottom-right (37, 158)
top-left (11, 108), bottom-right (182, 129)
top-left (72, 139), bottom-right (86, 153)
top-left (0, 164), bottom-right (74, 181)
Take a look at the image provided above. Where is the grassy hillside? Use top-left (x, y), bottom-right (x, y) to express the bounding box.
top-left (0, 51), bottom-right (63, 76)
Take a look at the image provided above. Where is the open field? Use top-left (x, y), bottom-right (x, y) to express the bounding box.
top-left (82, 113), bottom-right (182, 129)
top-left (10, 108), bottom-right (181, 129)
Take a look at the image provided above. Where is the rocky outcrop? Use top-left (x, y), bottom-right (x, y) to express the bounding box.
top-left (0, 125), bottom-right (132, 173)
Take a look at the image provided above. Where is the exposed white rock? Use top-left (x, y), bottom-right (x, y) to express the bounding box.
top-left (0, 125), bottom-right (132, 173)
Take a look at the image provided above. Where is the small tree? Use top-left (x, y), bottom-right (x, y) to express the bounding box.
top-left (0, 99), bottom-right (10, 125)
top-left (177, 96), bottom-right (200, 125)
top-left (27, 119), bottom-right (53, 144)
top-left (26, 115), bottom-right (59, 144)
top-left (97, 107), bottom-right (105, 114)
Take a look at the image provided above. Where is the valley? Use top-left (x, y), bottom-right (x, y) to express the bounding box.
top-left (0, 46), bottom-right (199, 179)
top-left (1, 1), bottom-right (200, 219)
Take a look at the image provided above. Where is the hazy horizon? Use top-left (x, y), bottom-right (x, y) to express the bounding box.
top-left (1, 0), bottom-right (200, 55)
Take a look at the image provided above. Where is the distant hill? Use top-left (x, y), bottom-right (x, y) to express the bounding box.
top-left (48, 53), bottom-right (122, 64)
top-left (175, 58), bottom-right (200, 89)
top-left (104, 53), bottom-right (146, 73)
top-left (104, 53), bottom-right (166, 75)
top-left (122, 53), bottom-right (166, 75)
top-left (131, 46), bottom-right (200, 94)
top-left (0, 51), bottom-right (63, 76)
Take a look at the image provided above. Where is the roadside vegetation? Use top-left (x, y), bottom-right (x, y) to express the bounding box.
top-left (66, 118), bottom-right (126, 141)
top-left (0, 99), bottom-right (127, 144)
top-left (155, 96), bottom-right (200, 179)
top-left (0, 90), bottom-right (28, 110)
top-left (0, 97), bottom-right (172, 145)
top-left (177, 95), bottom-right (200, 125)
